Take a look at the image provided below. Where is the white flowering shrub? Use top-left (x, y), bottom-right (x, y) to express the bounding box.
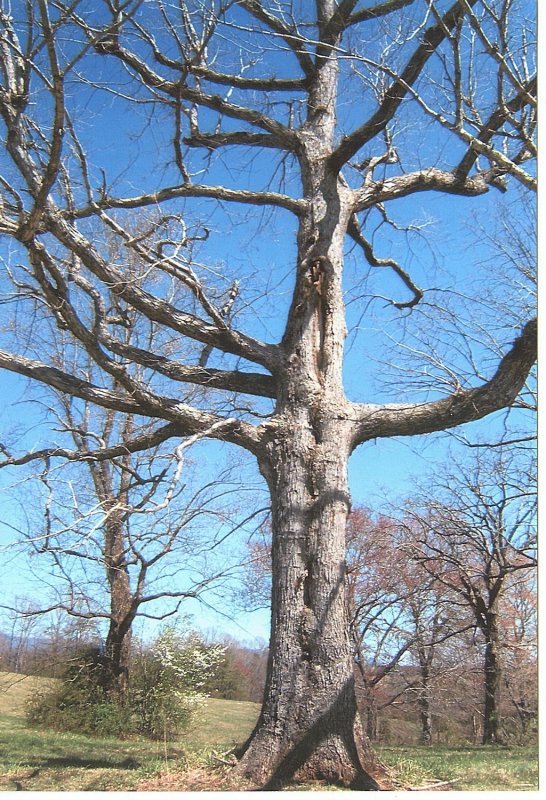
top-left (130, 624), bottom-right (226, 740)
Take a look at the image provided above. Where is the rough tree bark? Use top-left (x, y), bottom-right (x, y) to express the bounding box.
top-left (238, 430), bottom-right (384, 788)
top-left (416, 650), bottom-right (433, 746)
top-left (234, 149), bottom-right (386, 785)
top-left (102, 514), bottom-right (134, 701)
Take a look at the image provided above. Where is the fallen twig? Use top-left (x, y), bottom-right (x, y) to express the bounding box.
top-left (211, 755), bottom-right (236, 767)
top-left (409, 778), bottom-right (461, 791)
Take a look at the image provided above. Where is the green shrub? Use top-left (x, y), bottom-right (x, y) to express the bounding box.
top-left (26, 648), bottom-right (135, 738)
top-left (26, 626), bottom-right (225, 743)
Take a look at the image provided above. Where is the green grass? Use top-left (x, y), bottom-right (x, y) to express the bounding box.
top-left (378, 744), bottom-right (539, 791)
top-left (0, 713), bottom-right (181, 791)
top-left (0, 671), bottom-right (539, 791)
top-left (0, 672), bottom-right (58, 717)
top-left (192, 697), bottom-right (259, 747)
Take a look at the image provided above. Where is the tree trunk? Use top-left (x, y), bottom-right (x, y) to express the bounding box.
top-left (102, 516), bottom-right (134, 702)
top-left (355, 667), bottom-right (379, 741)
top-left (236, 429), bottom-right (388, 789)
top-left (416, 646), bottom-right (433, 746)
top-left (235, 23), bottom-right (391, 786)
top-left (417, 682), bottom-right (433, 746)
top-left (482, 608), bottom-right (503, 744)
top-left (103, 614), bottom-right (132, 701)
top-left (471, 713), bottom-right (480, 744)
top-left (364, 690), bottom-right (379, 742)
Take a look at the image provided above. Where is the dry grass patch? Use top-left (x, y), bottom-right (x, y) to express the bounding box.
top-left (136, 766), bottom-right (258, 792)
top-left (0, 672), bottom-right (57, 718)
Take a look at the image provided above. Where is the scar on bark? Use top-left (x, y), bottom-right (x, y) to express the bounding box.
top-left (306, 256), bottom-right (330, 379)
top-left (309, 257), bottom-right (325, 295)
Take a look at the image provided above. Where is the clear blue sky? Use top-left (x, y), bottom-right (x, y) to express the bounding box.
top-left (0, 0), bottom-right (537, 647)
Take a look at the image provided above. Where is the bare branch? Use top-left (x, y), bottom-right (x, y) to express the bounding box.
top-left (352, 318), bottom-right (537, 447)
top-left (237, 0), bottom-right (315, 79)
top-left (330, 0), bottom-right (480, 170)
top-left (47, 216), bottom-right (280, 372)
top-left (347, 213), bottom-right (423, 309)
top-left (66, 182), bottom-right (305, 219)
top-left (191, 65), bottom-right (307, 93)
top-left (0, 422), bottom-right (181, 468)
top-left (0, 348), bottom-right (263, 452)
top-left (93, 39), bottom-right (298, 146)
top-left (347, 0), bottom-right (419, 27)
top-left (354, 167), bottom-right (490, 210)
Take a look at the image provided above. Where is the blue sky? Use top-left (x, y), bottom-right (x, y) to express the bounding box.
top-left (0, 0), bottom-right (537, 647)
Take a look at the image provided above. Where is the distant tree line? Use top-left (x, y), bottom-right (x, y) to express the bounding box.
top-left (0, 618), bottom-right (268, 707)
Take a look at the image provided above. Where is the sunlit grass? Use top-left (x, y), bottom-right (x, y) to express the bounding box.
top-left (378, 744), bottom-right (539, 791)
top-left (0, 671), bottom-right (260, 791)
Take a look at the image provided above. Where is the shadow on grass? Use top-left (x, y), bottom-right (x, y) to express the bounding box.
top-left (1, 753), bottom-right (148, 791)
top-left (11, 754), bottom-right (144, 770)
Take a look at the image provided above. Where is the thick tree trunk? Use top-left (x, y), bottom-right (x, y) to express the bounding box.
top-left (482, 608), bottom-right (503, 744)
top-left (236, 429), bottom-right (388, 788)
top-left (235, 23), bottom-right (391, 785)
top-left (102, 516), bottom-right (134, 702)
top-left (103, 614), bottom-right (132, 701)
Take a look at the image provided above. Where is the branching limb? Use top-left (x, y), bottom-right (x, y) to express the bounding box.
top-left (400, 77), bottom-right (537, 191)
top-left (66, 182), bottom-right (305, 219)
top-left (351, 318), bottom-right (537, 447)
top-left (237, 0), bottom-right (315, 79)
top-left (347, 213), bottom-right (423, 309)
top-left (354, 167), bottom-right (489, 210)
top-left (0, 349), bottom-right (264, 452)
top-left (20, 1), bottom-right (65, 241)
top-left (183, 130), bottom-right (290, 151)
top-left (345, 0), bottom-right (419, 27)
top-left (0, 422), bottom-right (181, 468)
top-left (90, 37), bottom-right (298, 146)
top-left (92, 334), bottom-right (277, 397)
top-left (458, 0), bottom-right (536, 108)
top-left (343, 14), bottom-right (536, 191)
top-left (47, 216), bottom-right (280, 372)
top-left (191, 65), bottom-right (307, 93)
top-left (329, 0), bottom-right (479, 171)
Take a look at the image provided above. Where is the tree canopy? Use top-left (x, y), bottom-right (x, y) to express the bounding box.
top-left (0, 0), bottom-right (536, 789)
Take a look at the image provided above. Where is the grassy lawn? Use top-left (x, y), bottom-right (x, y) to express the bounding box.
top-left (0, 671), bottom-right (260, 791)
top-left (0, 713), bottom-right (185, 791)
top-left (0, 671), bottom-right (539, 791)
top-left (0, 672), bottom-right (58, 717)
top-left (377, 744), bottom-right (538, 792)
top-left (193, 697), bottom-right (259, 748)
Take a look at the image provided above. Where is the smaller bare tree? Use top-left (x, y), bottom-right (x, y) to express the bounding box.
top-left (400, 448), bottom-right (536, 744)
top-left (347, 509), bottom-right (475, 745)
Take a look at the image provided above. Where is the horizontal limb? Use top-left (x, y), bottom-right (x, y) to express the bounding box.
top-left (351, 318), bottom-right (537, 447)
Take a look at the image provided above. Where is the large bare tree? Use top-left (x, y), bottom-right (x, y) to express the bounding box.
top-left (3, 393), bottom-right (252, 701)
top-left (0, 0), bottom-right (536, 788)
